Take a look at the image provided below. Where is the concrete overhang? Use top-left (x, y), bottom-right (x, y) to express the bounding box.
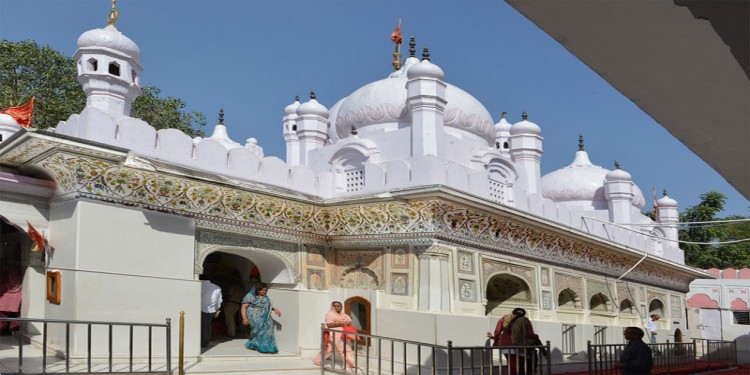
top-left (506, 0), bottom-right (749, 199)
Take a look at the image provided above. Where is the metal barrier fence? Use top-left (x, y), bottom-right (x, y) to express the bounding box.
top-left (587, 339), bottom-right (737, 375)
top-left (0, 316), bottom-right (171, 375)
top-left (318, 328), bottom-right (551, 375)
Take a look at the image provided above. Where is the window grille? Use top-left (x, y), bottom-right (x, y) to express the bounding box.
top-left (593, 325), bottom-right (607, 345)
top-left (733, 311), bottom-right (750, 325)
top-left (488, 177), bottom-right (506, 203)
top-left (345, 169), bottom-right (365, 192)
top-left (562, 324), bottom-right (576, 355)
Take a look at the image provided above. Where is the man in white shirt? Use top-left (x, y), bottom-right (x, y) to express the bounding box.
top-left (200, 277), bottom-right (223, 348)
top-left (647, 314), bottom-right (660, 344)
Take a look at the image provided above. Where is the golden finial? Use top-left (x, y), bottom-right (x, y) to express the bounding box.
top-left (106, 0), bottom-right (120, 28)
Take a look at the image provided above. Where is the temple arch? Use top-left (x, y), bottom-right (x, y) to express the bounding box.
top-left (485, 273), bottom-right (531, 315)
top-left (619, 299), bottom-right (635, 314)
top-left (558, 288), bottom-right (581, 310)
top-left (649, 298), bottom-right (665, 317)
top-left (589, 292), bottom-right (610, 312)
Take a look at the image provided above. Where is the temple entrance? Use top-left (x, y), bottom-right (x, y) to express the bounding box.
top-left (201, 252), bottom-right (259, 340)
top-left (0, 216), bottom-right (28, 336)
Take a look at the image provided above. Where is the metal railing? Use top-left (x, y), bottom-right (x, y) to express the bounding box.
top-left (587, 339), bottom-right (737, 374)
top-left (318, 328), bottom-right (551, 375)
top-left (0, 316), bottom-right (172, 374)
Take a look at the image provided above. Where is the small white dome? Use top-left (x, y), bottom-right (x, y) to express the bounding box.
top-left (0, 113), bottom-right (19, 127)
top-left (605, 167), bottom-right (632, 182)
top-left (406, 59), bottom-right (445, 80)
top-left (206, 124), bottom-right (241, 150)
top-left (542, 150), bottom-right (609, 203)
top-left (494, 116), bottom-right (512, 134)
top-left (297, 96), bottom-right (329, 118)
top-left (657, 194), bottom-right (678, 208)
top-left (510, 114), bottom-right (541, 135)
top-left (284, 97), bottom-right (300, 116)
top-left (543, 149), bottom-right (646, 209)
top-left (77, 25), bottom-right (141, 62)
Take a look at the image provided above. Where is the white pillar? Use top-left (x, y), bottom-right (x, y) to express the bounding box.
top-left (406, 52), bottom-right (447, 158)
top-left (417, 245), bottom-right (451, 312)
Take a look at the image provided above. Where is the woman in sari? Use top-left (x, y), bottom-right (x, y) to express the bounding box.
top-left (241, 282), bottom-right (281, 354)
top-left (312, 301), bottom-right (356, 369)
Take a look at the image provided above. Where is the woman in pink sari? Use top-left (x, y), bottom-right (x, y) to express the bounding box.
top-left (313, 301), bottom-right (356, 369)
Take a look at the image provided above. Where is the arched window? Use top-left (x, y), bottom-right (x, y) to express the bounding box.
top-left (649, 299), bottom-right (665, 317)
top-left (558, 288), bottom-right (580, 310)
top-left (589, 293), bottom-right (610, 312)
top-left (87, 58), bottom-right (98, 72)
top-left (486, 159), bottom-right (515, 205)
top-left (108, 62), bottom-right (121, 76)
top-left (620, 299), bottom-right (635, 314)
top-left (485, 274), bottom-right (531, 315)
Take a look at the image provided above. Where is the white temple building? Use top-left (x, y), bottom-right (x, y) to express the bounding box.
top-left (0, 7), bottom-right (710, 371)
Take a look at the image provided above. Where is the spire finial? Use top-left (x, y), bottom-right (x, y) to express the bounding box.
top-left (578, 133), bottom-right (584, 151)
top-left (310, 90), bottom-right (316, 100)
top-left (294, 95), bottom-right (300, 102)
top-left (614, 161), bottom-right (620, 169)
top-left (409, 36), bottom-right (416, 57)
top-left (218, 107), bottom-right (224, 125)
top-left (663, 189), bottom-right (668, 196)
top-left (422, 47), bottom-right (430, 61)
top-left (351, 126), bottom-right (358, 136)
top-left (521, 111), bottom-right (528, 120)
top-left (106, 0), bottom-right (119, 28)
top-left (501, 111), bottom-right (507, 119)
top-left (391, 20), bottom-right (403, 71)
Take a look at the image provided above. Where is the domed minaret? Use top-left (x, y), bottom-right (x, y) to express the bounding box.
top-left (283, 96), bottom-right (301, 166)
top-left (509, 112), bottom-right (543, 194)
top-left (494, 112), bottom-right (511, 153)
top-left (406, 48), bottom-right (447, 158)
top-left (605, 161), bottom-right (635, 225)
top-left (73, 1), bottom-right (142, 116)
top-left (296, 91), bottom-right (329, 165)
top-left (656, 190), bottom-right (679, 241)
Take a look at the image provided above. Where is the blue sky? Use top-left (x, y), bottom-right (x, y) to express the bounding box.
top-left (1, 0), bottom-right (747, 216)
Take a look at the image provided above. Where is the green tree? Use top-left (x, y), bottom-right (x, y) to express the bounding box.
top-left (680, 190), bottom-right (750, 269)
top-left (131, 85), bottom-right (205, 137)
top-left (0, 40), bottom-right (205, 137)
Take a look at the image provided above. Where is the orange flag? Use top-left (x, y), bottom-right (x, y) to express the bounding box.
top-left (0, 97), bottom-right (35, 128)
top-left (391, 22), bottom-right (403, 45)
top-left (27, 221), bottom-right (46, 252)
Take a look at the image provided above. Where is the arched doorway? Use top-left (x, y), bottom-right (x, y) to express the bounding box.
top-left (344, 296), bottom-right (370, 345)
top-left (0, 216), bottom-right (29, 336)
top-left (485, 273), bottom-right (531, 315)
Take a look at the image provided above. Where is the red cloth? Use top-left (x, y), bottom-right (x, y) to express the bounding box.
top-left (342, 324), bottom-right (358, 341)
top-left (391, 23), bottom-right (402, 44)
top-left (0, 97), bottom-right (35, 128)
top-left (0, 268), bottom-right (22, 312)
top-left (27, 221), bottom-right (45, 252)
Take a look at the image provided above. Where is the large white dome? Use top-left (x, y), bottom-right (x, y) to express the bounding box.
top-left (542, 150), bottom-right (645, 209)
top-left (331, 61), bottom-right (495, 145)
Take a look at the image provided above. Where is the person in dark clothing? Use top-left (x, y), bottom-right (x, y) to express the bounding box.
top-left (614, 327), bottom-right (653, 375)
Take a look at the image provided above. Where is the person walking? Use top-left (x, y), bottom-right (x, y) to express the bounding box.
top-left (488, 308), bottom-right (539, 375)
top-left (614, 327), bottom-right (653, 375)
top-left (241, 282), bottom-right (281, 353)
top-left (312, 301), bottom-right (357, 370)
top-left (200, 276), bottom-right (222, 348)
